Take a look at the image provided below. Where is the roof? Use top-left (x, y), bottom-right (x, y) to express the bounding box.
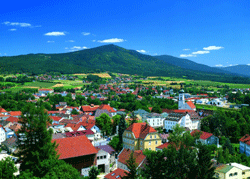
top-left (9, 123), bottom-right (22, 132)
top-left (65, 129), bottom-right (94, 137)
top-left (81, 105), bottom-right (99, 112)
top-left (227, 163), bottom-right (250, 171)
top-left (9, 111), bottom-right (22, 116)
top-left (65, 123), bottom-right (85, 131)
top-left (156, 142), bottom-right (171, 149)
top-left (2, 137), bottom-right (18, 148)
top-left (0, 108), bottom-right (7, 113)
top-left (186, 101), bottom-right (196, 109)
top-left (50, 116), bottom-right (63, 122)
top-left (215, 164), bottom-right (234, 173)
top-left (104, 168), bottom-right (128, 179)
top-left (118, 149), bottom-right (146, 167)
top-left (125, 122), bottom-right (157, 139)
top-left (52, 135), bottom-right (97, 160)
top-left (98, 104), bottom-right (116, 113)
top-left (6, 116), bottom-right (19, 123)
top-left (191, 130), bottom-right (213, 140)
top-left (96, 145), bottom-right (115, 154)
top-left (239, 134), bottom-right (250, 145)
top-left (165, 112), bottom-right (186, 122)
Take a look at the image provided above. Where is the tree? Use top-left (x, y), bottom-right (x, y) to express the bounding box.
top-left (223, 138), bottom-right (234, 155)
top-left (88, 166), bottom-right (100, 179)
top-left (17, 104), bottom-right (58, 178)
top-left (109, 136), bottom-right (120, 151)
top-left (122, 151), bottom-right (138, 179)
top-left (130, 112), bottom-right (137, 125)
top-left (96, 113), bottom-right (112, 136)
top-left (118, 115), bottom-right (127, 151)
top-left (71, 108), bottom-right (79, 115)
top-left (112, 115), bottom-right (121, 135)
top-left (195, 144), bottom-right (216, 179)
top-left (0, 157), bottom-right (17, 179)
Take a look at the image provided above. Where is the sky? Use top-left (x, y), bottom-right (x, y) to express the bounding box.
top-left (0, 0), bottom-right (249, 67)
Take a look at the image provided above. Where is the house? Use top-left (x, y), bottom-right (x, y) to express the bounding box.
top-left (117, 148), bottom-right (146, 171)
top-left (6, 116), bottom-right (20, 124)
top-left (156, 142), bottom-right (171, 151)
top-left (178, 92), bottom-right (196, 111)
top-left (1, 136), bottom-right (18, 153)
top-left (223, 163), bottom-right (250, 179)
top-left (8, 111), bottom-right (22, 118)
top-left (104, 168), bottom-right (128, 179)
top-left (239, 134), bottom-right (250, 156)
top-left (50, 116), bottom-right (64, 124)
top-left (0, 120), bottom-right (12, 128)
top-left (214, 163), bottom-right (244, 179)
top-left (0, 125), bottom-right (6, 144)
top-left (81, 104), bottom-right (100, 115)
top-left (95, 145), bottom-right (116, 164)
top-left (65, 130), bottom-right (95, 141)
top-left (98, 104), bottom-right (117, 116)
top-left (65, 123), bottom-right (86, 132)
top-left (0, 108), bottom-right (8, 115)
top-left (52, 135), bottom-right (98, 176)
top-left (144, 113), bottom-right (164, 128)
top-left (191, 130), bottom-right (219, 147)
top-left (207, 98), bottom-right (225, 107)
top-left (95, 147), bottom-right (110, 173)
top-left (38, 89), bottom-right (54, 96)
top-left (164, 112), bottom-right (200, 132)
top-left (123, 122), bottom-right (162, 151)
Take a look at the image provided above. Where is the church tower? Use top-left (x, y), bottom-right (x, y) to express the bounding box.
top-left (178, 90), bottom-right (185, 109)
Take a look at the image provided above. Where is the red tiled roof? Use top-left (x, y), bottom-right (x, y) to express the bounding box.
top-left (118, 149), bottom-right (146, 166)
top-left (98, 104), bottom-right (116, 113)
top-left (50, 116), bottom-right (63, 122)
top-left (52, 135), bottom-right (97, 159)
top-left (125, 122), bottom-right (157, 139)
top-left (65, 123), bottom-right (85, 131)
top-left (81, 105), bottom-right (99, 112)
top-left (156, 142), bottom-right (171, 149)
top-left (0, 108), bottom-right (7, 113)
top-left (6, 116), bottom-right (19, 123)
top-left (104, 168), bottom-right (128, 179)
top-left (186, 101), bottom-right (196, 109)
top-left (190, 130), bottom-right (213, 140)
top-left (9, 123), bottom-right (22, 132)
top-left (65, 129), bottom-right (94, 137)
top-left (239, 134), bottom-right (250, 145)
top-left (9, 111), bottom-right (22, 116)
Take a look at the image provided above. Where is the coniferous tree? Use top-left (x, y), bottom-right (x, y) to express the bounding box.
top-left (118, 114), bottom-right (126, 150)
top-left (17, 104), bottom-right (58, 177)
top-left (123, 151), bottom-right (138, 179)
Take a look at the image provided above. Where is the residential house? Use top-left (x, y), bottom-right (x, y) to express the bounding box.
top-left (144, 113), bottom-right (164, 128)
top-left (207, 98), bottom-right (225, 107)
top-left (239, 134), bottom-right (250, 156)
top-left (52, 135), bottom-right (98, 176)
top-left (0, 120), bottom-right (12, 129)
top-left (1, 136), bottom-right (18, 153)
top-left (81, 104), bottom-right (100, 115)
top-left (95, 145), bottom-right (116, 164)
top-left (38, 89), bottom-right (54, 96)
top-left (191, 130), bottom-right (219, 147)
top-left (156, 142), bottom-right (171, 151)
top-left (8, 111), bottom-right (22, 118)
top-left (65, 130), bottom-right (95, 141)
top-left (0, 125), bottom-right (6, 144)
top-left (123, 122), bottom-right (162, 151)
top-left (214, 163), bottom-right (244, 179)
top-left (95, 147), bottom-right (110, 173)
top-left (104, 168), bottom-right (128, 179)
top-left (117, 148), bottom-right (146, 171)
top-left (0, 108), bottom-right (8, 115)
top-left (6, 116), bottom-right (20, 124)
top-left (50, 116), bottom-right (64, 124)
top-left (98, 104), bottom-right (117, 116)
top-left (4, 127), bottom-right (15, 139)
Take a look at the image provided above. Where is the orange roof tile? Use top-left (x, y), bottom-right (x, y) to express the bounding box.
top-left (191, 130), bottom-right (213, 140)
top-left (98, 104), bottom-right (116, 113)
top-left (9, 111), bottom-right (22, 116)
top-left (186, 101), bottom-right (196, 109)
top-left (118, 149), bottom-right (146, 166)
top-left (126, 122), bottom-right (157, 139)
top-left (104, 168), bottom-right (128, 179)
top-left (52, 135), bottom-right (97, 159)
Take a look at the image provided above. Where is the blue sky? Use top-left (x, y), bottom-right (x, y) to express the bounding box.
top-left (0, 0), bottom-right (249, 67)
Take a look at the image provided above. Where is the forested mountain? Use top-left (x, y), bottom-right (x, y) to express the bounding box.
top-left (154, 55), bottom-right (232, 74)
top-left (0, 44), bottom-right (249, 83)
top-left (220, 65), bottom-right (250, 77)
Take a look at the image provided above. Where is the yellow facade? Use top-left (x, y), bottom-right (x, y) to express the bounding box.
top-left (242, 169), bottom-right (250, 179)
top-left (123, 130), bottom-right (162, 151)
top-left (215, 166), bottom-right (242, 179)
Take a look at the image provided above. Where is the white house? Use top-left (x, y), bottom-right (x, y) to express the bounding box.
top-left (95, 148), bottom-right (110, 173)
top-left (0, 125), bottom-right (6, 144)
top-left (239, 134), bottom-right (250, 156)
top-left (178, 93), bottom-right (196, 111)
top-left (195, 98), bottom-right (209, 104)
top-left (191, 130), bottom-right (219, 147)
top-left (164, 112), bottom-right (200, 132)
top-left (145, 113), bottom-right (165, 128)
top-left (206, 98), bottom-right (225, 107)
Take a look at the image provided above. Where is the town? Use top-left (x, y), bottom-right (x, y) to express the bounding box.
top-left (1, 72), bottom-right (250, 178)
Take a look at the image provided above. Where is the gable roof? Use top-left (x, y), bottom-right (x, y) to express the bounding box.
top-left (191, 130), bottom-right (213, 140)
top-left (239, 134), bottom-right (250, 145)
top-left (96, 145), bottom-right (115, 154)
top-left (118, 148), bottom-right (146, 167)
top-left (50, 116), bottom-right (63, 122)
top-left (186, 101), bottom-right (196, 109)
top-left (9, 111), bottom-right (22, 116)
top-left (156, 142), bottom-right (171, 150)
top-left (125, 122), bottom-right (157, 139)
top-left (6, 116), bottom-right (19, 123)
top-left (0, 108), bottom-right (7, 113)
top-left (104, 168), bottom-right (128, 179)
top-left (98, 104), bottom-right (116, 113)
top-left (65, 123), bottom-right (85, 131)
top-left (52, 135), bottom-right (97, 160)
top-left (81, 105), bottom-right (99, 112)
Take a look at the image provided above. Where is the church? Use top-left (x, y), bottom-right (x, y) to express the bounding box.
top-left (178, 91), bottom-right (196, 111)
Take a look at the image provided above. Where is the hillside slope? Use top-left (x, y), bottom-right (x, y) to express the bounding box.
top-left (221, 65), bottom-right (250, 77)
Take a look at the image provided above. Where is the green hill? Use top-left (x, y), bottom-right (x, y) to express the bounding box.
top-left (0, 44), bottom-right (249, 84)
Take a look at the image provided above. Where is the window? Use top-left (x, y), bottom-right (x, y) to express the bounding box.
top-left (104, 155), bottom-right (106, 159)
top-left (155, 141), bottom-right (158, 145)
top-left (141, 141), bottom-right (143, 145)
top-left (155, 135), bottom-right (156, 138)
top-left (229, 173), bottom-right (233, 177)
top-left (100, 156), bottom-right (103, 159)
top-left (150, 135), bottom-right (152, 139)
top-left (149, 141), bottom-right (151, 145)
top-left (149, 148), bottom-right (151, 150)
top-left (97, 156), bottom-right (99, 160)
top-left (234, 172), bottom-right (237, 176)
top-left (242, 172), bottom-right (245, 175)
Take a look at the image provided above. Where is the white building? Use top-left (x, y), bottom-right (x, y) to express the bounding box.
top-left (178, 93), bottom-right (196, 111)
top-left (164, 112), bottom-right (200, 132)
top-left (195, 98), bottom-right (209, 104)
top-left (0, 125), bottom-right (6, 145)
top-left (145, 113), bottom-right (164, 128)
top-left (95, 148), bottom-right (110, 173)
top-left (206, 98), bottom-right (225, 107)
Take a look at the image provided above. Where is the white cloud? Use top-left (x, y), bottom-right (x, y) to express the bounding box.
top-left (70, 46), bottom-right (88, 51)
top-left (215, 64), bottom-right (223, 67)
top-left (9, 28), bottom-right (17, 31)
top-left (44, 32), bottom-right (65, 36)
top-left (136, 50), bottom-right (146, 53)
top-left (98, 38), bottom-right (125, 43)
top-left (203, 46), bottom-right (224, 50)
top-left (3, 21), bottom-right (31, 27)
top-left (183, 49), bottom-right (190, 51)
top-left (92, 40), bottom-right (96, 42)
top-left (192, 50), bottom-right (210, 55)
top-left (228, 64), bottom-right (238, 67)
top-left (66, 40), bottom-right (75, 42)
top-left (247, 64), bottom-right (250, 66)
top-left (65, 47), bottom-right (69, 50)
top-left (82, 32), bottom-right (90, 36)
top-left (47, 41), bottom-right (55, 43)
top-left (180, 54), bottom-right (196, 57)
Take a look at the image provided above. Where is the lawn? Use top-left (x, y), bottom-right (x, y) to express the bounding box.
top-left (24, 81), bottom-right (56, 88)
